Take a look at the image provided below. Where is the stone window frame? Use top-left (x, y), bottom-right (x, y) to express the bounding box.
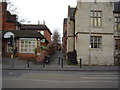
top-left (91, 36), bottom-right (102, 49)
top-left (114, 16), bottom-right (120, 31)
top-left (90, 10), bottom-right (102, 28)
top-left (115, 39), bottom-right (120, 50)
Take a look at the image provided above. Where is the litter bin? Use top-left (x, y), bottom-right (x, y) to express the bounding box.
top-left (45, 56), bottom-right (50, 63)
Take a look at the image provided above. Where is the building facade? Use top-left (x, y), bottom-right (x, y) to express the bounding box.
top-left (1, 2), bottom-right (52, 62)
top-left (113, 2), bottom-right (120, 65)
top-left (0, 2), bottom-right (2, 30)
top-left (66, 6), bottom-right (75, 53)
top-left (62, 18), bottom-right (67, 53)
top-left (64, 1), bottom-right (120, 65)
top-left (20, 24), bottom-right (52, 46)
top-left (1, 2), bottom-right (17, 30)
top-left (75, 2), bottom-right (114, 65)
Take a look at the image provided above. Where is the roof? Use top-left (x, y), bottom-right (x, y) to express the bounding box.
top-left (20, 24), bottom-right (52, 35)
top-left (68, 6), bottom-right (76, 21)
top-left (2, 30), bottom-right (49, 43)
top-left (2, 30), bottom-right (44, 38)
top-left (6, 11), bottom-right (17, 23)
top-left (113, 2), bottom-right (120, 13)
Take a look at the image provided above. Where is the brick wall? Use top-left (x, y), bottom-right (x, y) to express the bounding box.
top-left (63, 19), bottom-right (67, 53)
top-left (44, 30), bottom-right (51, 45)
top-left (0, 3), bottom-right (2, 30)
top-left (2, 2), bottom-right (16, 30)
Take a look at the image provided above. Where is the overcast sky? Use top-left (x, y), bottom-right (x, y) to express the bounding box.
top-left (9, 0), bottom-right (77, 36)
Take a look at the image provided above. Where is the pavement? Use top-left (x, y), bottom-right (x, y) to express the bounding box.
top-left (2, 51), bottom-right (119, 71)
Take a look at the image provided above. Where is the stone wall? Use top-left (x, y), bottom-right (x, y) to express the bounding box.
top-left (75, 2), bottom-right (114, 65)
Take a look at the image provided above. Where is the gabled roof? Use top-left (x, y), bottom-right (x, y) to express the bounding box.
top-left (113, 2), bottom-right (120, 13)
top-left (2, 30), bottom-right (49, 43)
top-left (2, 30), bottom-right (44, 39)
top-left (20, 24), bottom-right (52, 35)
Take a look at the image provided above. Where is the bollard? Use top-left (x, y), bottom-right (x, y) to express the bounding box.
top-left (27, 59), bottom-right (29, 68)
top-left (43, 60), bottom-right (45, 68)
top-left (58, 57), bottom-right (60, 65)
top-left (61, 59), bottom-right (63, 68)
top-left (80, 58), bottom-right (82, 68)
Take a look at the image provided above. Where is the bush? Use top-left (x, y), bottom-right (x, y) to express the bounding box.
top-left (67, 50), bottom-right (78, 64)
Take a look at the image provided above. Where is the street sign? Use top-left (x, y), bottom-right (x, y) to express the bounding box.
top-left (4, 32), bottom-right (14, 38)
top-left (41, 39), bottom-right (45, 43)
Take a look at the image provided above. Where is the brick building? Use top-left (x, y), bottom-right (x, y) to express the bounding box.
top-left (0, 2), bottom-right (2, 30)
top-left (1, 2), bottom-right (52, 62)
top-left (19, 24), bottom-right (53, 58)
top-left (2, 30), bottom-right (46, 61)
top-left (62, 18), bottom-right (67, 53)
top-left (1, 2), bottom-right (17, 30)
top-left (20, 24), bottom-right (52, 45)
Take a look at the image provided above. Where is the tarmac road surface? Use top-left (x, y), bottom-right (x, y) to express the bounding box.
top-left (2, 70), bottom-right (119, 88)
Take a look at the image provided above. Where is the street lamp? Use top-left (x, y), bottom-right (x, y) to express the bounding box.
top-left (89, 1), bottom-right (91, 67)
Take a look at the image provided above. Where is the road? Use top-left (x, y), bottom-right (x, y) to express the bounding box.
top-left (2, 70), bottom-right (119, 88)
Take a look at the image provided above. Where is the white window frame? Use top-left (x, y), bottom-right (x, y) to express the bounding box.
top-left (40, 31), bottom-right (44, 36)
top-left (19, 38), bottom-right (37, 53)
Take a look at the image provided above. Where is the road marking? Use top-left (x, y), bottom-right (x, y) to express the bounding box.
top-left (81, 76), bottom-right (118, 79)
top-left (3, 78), bottom-right (118, 83)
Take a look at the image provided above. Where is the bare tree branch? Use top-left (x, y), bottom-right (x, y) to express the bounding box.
top-left (52, 29), bottom-right (61, 47)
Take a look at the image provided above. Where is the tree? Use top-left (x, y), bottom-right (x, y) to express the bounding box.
top-left (6, 0), bottom-right (18, 14)
top-left (52, 29), bottom-right (61, 48)
top-left (6, 0), bottom-right (30, 24)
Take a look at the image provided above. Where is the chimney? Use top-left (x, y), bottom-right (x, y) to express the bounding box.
top-left (2, 2), bottom-right (7, 12)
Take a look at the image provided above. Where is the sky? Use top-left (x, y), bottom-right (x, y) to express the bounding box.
top-left (8, 0), bottom-right (77, 36)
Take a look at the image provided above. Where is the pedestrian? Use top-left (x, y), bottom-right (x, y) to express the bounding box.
top-left (59, 48), bottom-right (61, 53)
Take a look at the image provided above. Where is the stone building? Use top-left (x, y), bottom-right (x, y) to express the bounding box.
top-left (66, 6), bottom-right (75, 53)
top-left (113, 2), bottom-right (120, 65)
top-left (64, 1), bottom-right (120, 65)
top-left (75, 2), bottom-right (114, 65)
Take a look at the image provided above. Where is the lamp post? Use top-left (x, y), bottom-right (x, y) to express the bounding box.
top-left (89, 1), bottom-right (91, 67)
top-left (4, 32), bottom-right (15, 68)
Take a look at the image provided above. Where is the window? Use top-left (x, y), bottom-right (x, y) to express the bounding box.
top-left (115, 39), bottom-right (120, 50)
top-left (90, 11), bottom-right (102, 27)
top-left (40, 31), bottom-right (44, 36)
top-left (91, 36), bottom-right (102, 49)
top-left (114, 17), bottom-right (120, 31)
top-left (19, 39), bottom-right (37, 53)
